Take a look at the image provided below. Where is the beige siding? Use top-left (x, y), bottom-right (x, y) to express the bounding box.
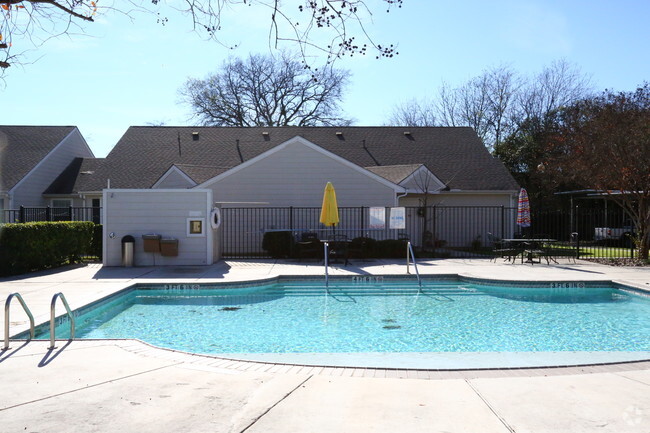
top-left (103, 189), bottom-right (213, 266)
top-left (11, 129), bottom-right (94, 207)
top-left (210, 140), bottom-right (397, 207)
top-left (153, 169), bottom-right (195, 189)
top-left (399, 192), bottom-right (517, 250)
top-left (399, 192), bottom-right (515, 208)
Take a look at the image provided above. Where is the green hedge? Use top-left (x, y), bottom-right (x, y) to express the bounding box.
top-left (90, 224), bottom-right (103, 260)
top-left (0, 221), bottom-right (95, 276)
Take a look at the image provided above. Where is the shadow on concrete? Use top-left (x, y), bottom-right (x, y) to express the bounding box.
top-left (39, 340), bottom-right (73, 367)
top-left (0, 263), bottom-right (90, 282)
top-left (0, 340), bottom-right (30, 363)
top-left (553, 266), bottom-right (605, 274)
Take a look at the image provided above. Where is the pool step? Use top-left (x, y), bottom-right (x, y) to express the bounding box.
top-left (265, 285), bottom-right (478, 297)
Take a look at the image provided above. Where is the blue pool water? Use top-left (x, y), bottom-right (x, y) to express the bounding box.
top-left (38, 280), bottom-right (650, 356)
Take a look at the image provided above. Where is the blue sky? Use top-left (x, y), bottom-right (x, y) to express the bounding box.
top-left (2, 0), bottom-right (649, 157)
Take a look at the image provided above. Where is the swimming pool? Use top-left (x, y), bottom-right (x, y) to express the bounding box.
top-left (33, 276), bottom-right (650, 368)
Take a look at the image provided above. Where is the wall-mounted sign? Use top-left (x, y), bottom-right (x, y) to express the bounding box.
top-left (369, 207), bottom-right (385, 229)
top-left (187, 218), bottom-right (205, 237)
top-left (389, 207), bottom-right (406, 229)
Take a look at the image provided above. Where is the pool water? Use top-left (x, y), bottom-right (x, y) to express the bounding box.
top-left (39, 281), bottom-right (650, 356)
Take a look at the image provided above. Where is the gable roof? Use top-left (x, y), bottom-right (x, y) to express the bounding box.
top-left (196, 135), bottom-right (406, 193)
top-left (365, 164), bottom-right (425, 185)
top-left (0, 126), bottom-right (77, 191)
top-left (173, 164), bottom-right (230, 185)
top-left (366, 164), bottom-right (447, 192)
top-left (50, 126), bottom-right (520, 193)
top-left (44, 157), bottom-right (105, 194)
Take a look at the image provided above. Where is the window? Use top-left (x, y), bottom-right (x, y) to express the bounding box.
top-left (52, 199), bottom-right (72, 208)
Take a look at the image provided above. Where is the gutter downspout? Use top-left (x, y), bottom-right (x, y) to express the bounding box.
top-left (396, 189), bottom-right (409, 206)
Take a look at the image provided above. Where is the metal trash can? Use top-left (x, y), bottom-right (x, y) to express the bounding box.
top-left (121, 235), bottom-right (135, 267)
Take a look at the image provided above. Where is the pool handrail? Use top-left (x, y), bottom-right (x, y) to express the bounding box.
top-left (324, 241), bottom-right (329, 289)
top-left (406, 242), bottom-right (422, 289)
top-left (4, 293), bottom-right (35, 350)
top-left (49, 292), bottom-right (75, 350)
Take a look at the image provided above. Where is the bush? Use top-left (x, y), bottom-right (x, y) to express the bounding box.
top-left (348, 237), bottom-right (378, 258)
top-left (375, 239), bottom-right (409, 258)
top-left (0, 221), bottom-right (95, 276)
top-left (262, 231), bottom-right (295, 258)
top-left (90, 224), bottom-right (103, 260)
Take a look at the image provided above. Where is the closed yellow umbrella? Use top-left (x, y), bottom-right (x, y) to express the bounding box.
top-left (319, 182), bottom-right (339, 229)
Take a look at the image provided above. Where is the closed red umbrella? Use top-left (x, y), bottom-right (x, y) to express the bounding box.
top-left (517, 188), bottom-right (531, 230)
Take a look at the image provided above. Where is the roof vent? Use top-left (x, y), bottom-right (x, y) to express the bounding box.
top-left (262, 131), bottom-right (270, 141)
top-left (192, 132), bottom-right (199, 141)
top-left (335, 131), bottom-right (344, 140)
top-left (403, 131), bottom-right (411, 136)
top-left (80, 171), bottom-right (94, 175)
top-left (262, 131), bottom-right (269, 136)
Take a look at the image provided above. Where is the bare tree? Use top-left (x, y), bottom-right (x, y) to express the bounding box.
top-left (180, 52), bottom-right (352, 127)
top-left (387, 61), bottom-right (589, 154)
top-left (1, 0), bottom-right (402, 77)
top-left (389, 99), bottom-right (437, 126)
top-left (516, 59), bottom-right (592, 122)
top-left (387, 66), bottom-right (519, 151)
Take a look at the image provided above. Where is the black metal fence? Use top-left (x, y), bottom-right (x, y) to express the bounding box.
top-left (2, 204), bottom-right (637, 260)
top-left (1, 206), bottom-right (101, 224)
top-left (220, 205), bottom-right (638, 260)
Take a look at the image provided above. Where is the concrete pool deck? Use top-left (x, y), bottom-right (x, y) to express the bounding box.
top-left (2, 258), bottom-right (650, 432)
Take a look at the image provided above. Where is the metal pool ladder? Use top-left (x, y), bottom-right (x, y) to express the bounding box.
top-left (406, 242), bottom-right (422, 290)
top-left (49, 293), bottom-right (75, 350)
top-left (4, 293), bottom-right (35, 350)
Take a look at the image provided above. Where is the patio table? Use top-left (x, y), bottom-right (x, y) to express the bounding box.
top-left (501, 239), bottom-right (558, 264)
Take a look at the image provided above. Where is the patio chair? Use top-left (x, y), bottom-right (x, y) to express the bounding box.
top-left (328, 234), bottom-right (350, 265)
top-left (488, 232), bottom-right (521, 263)
top-left (348, 236), bottom-right (376, 262)
top-left (297, 232), bottom-right (322, 261)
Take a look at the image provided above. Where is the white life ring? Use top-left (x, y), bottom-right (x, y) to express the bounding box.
top-left (210, 207), bottom-right (222, 229)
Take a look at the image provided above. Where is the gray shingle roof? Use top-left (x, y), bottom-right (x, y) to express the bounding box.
top-left (44, 158), bottom-right (105, 194)
top-left (172, 164), bottom-right (231, 185)
top-left (53, 126), bottom-right (519, 193)
top-left (364, 164), bottom-right (424, 185)
top-left (0, 126), bottom-right (76, 191)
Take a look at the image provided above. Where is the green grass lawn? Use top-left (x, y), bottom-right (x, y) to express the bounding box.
top-left (578, 246), bottom-right (636, 258)
top-left (545, 244), bottom-right (635, 259)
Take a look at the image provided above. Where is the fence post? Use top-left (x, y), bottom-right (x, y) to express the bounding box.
top-left (289, 206), bottom-right (293, 231)
top-left (19, 206), bottom-right (25, 223)
top-left (500, 206), bottom-right (505, 239)
top-left (68, 206), bottom-right (73, 221)
top-left (45, 206), bottom-right (51, 222)
top-left (432, 206), bottom-right (437, 256)
top-left (359, 206), bottom-right (365, 238)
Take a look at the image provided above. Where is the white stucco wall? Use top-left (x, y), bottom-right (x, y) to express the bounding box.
top-left (11, 128), bottom-right (94, 207)
top-left (207, 138), bottom-right (399, 207)
top-left (103, 189), bottom-right (214, 266)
